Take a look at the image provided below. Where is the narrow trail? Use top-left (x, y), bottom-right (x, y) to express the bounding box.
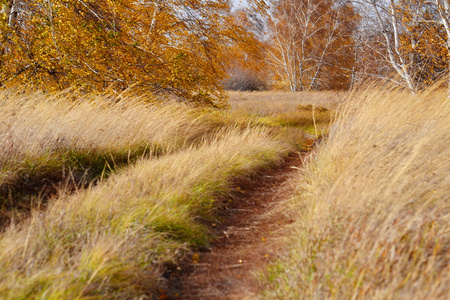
top-left (173, 152), bottom-right (304, 299)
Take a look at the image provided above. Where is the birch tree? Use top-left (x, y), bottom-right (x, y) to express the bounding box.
top-left (268, 0), bottom-right (358, 91)
top-left (368, 0), bottom-right (419, 91)
top-left (433, 0), bottom-right (450, 95)
top-left (1, 0), bottom-right (23, 29)
top-left (354, 0), bottom-right (449, 91)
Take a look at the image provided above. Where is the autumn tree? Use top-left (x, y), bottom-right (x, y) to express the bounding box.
top-left (352, 0), bottom-right (449, 91)
top-left (267, 0), bottom-right (359, 91)
top-left (432, 0), bottom-right (450, 95)
top-left (223, 8), bottom-right (269, 91)
top-left (400, 0), bottom-right (449, 88)
top-left (0, 0), bottom-right (264, 105)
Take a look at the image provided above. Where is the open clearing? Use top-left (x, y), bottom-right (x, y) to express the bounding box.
top-left (0, 89), bottom-right (332, 299)
top-left (0, 88), bottom-right (448, 299)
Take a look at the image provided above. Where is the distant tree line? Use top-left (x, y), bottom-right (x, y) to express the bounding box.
top-left (227, 0), bottom-right (450, 93)
top-left (1, 0), bottom-right (449, 98)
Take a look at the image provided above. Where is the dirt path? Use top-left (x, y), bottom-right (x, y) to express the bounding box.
top-left (173, 152), bottom-right (304, 299)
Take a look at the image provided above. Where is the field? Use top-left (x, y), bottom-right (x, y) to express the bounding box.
top-left (0, 89), bottom-right (332, 298)
top-left (0, 87), bottom-right (448, 299)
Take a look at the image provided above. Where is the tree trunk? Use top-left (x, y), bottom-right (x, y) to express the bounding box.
top-left (1, 0), bottom-right (22, 29)
top-left (370, 0), bottom-right (417, 92)
top-left (435, 0), bottom-right (450, 98)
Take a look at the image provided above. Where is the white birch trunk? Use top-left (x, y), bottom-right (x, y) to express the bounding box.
top-left (1, 0), bottom-right (22, 29)
top-left (9, 0), bottom-right (22, 29)
top-left (370, 0), bottom-right (417, 92)
top-left (434, 0), bottom-right (450, 98)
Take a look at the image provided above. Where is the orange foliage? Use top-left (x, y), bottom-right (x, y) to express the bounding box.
top-left (0, 0), bottom-right (263, 105)
top-left (398, 0), bottom-right (449, 88)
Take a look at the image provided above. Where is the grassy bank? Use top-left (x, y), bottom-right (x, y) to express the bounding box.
top-left (0, 90), bottom-right (333, 216)
top-left (0, 90), bottom-right (214, 221)
top-left (263, 87), bottom-right (450, 298)
top-left (0, 126), bottom-right (292, 299)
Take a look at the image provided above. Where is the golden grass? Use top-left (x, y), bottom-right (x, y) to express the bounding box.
top-left (228, 90), bottom-right (344, 115)
top-left (0, 88), bottom-right (309, 298)
top-left (0, 89), bottom-right (235, 222)
top-left (0, 126), bottom-right (292, 299)
top-left (263, 86), bottom-right (450, 298)
top-left (0, 89), bottom-right (207, 174)
top-left (1, 90), bottom-right (330, 187)
top-left (227, 91), bottom-right (338, 138)
top-left (0, 87), bottom-right (339, 298)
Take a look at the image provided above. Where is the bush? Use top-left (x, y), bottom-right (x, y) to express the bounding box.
top-left (223, 67), bottom-right (268, 91)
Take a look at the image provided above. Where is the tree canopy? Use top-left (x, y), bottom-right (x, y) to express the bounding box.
top-left (1, 0), bottom-right (449, 96)
top-left (0, 0), bottom-right (263, 104)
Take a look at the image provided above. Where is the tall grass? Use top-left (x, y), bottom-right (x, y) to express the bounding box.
top-left (263, 86), bottom-right (450, 299)
top-left (0, 90), bottom-right (202, 162)
top-left (0, 126), bottom-right (292, 299)
top-left (0, 89), bottom-right (227, 222)
top-left (0, 88), bottom-right (326, 298)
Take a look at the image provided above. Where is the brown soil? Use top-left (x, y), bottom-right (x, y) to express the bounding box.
top-left (172, 152), bottom-right (304, 299)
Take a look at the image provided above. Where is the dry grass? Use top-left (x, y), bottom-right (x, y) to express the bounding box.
top-left (228, 90), bottom-right (344, 115)
top-left (263, 86), bottom-right (450, 298)
top-left (0, 88), bottom-right (306, 299)
top-left (0, 125), bottom-right (292, 299)
top-left (1, 91), bottom-right (190, 153)
top-left (228, 91), bottom-right (338, 138)
top-left (0, 89), bottom-right (206, 175)
top-left (0, 89), bottom-right (233, 222)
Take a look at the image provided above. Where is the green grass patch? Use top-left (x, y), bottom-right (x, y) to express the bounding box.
top-left (0, 143), bottom-right (162, 224)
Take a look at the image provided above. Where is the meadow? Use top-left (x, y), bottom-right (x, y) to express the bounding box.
top-left (0, 88), bottom-right (332, 298)
top-left (1, 1), bottom-right (448, 298)
top-left (0, 86), bottom-right (448, 299)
